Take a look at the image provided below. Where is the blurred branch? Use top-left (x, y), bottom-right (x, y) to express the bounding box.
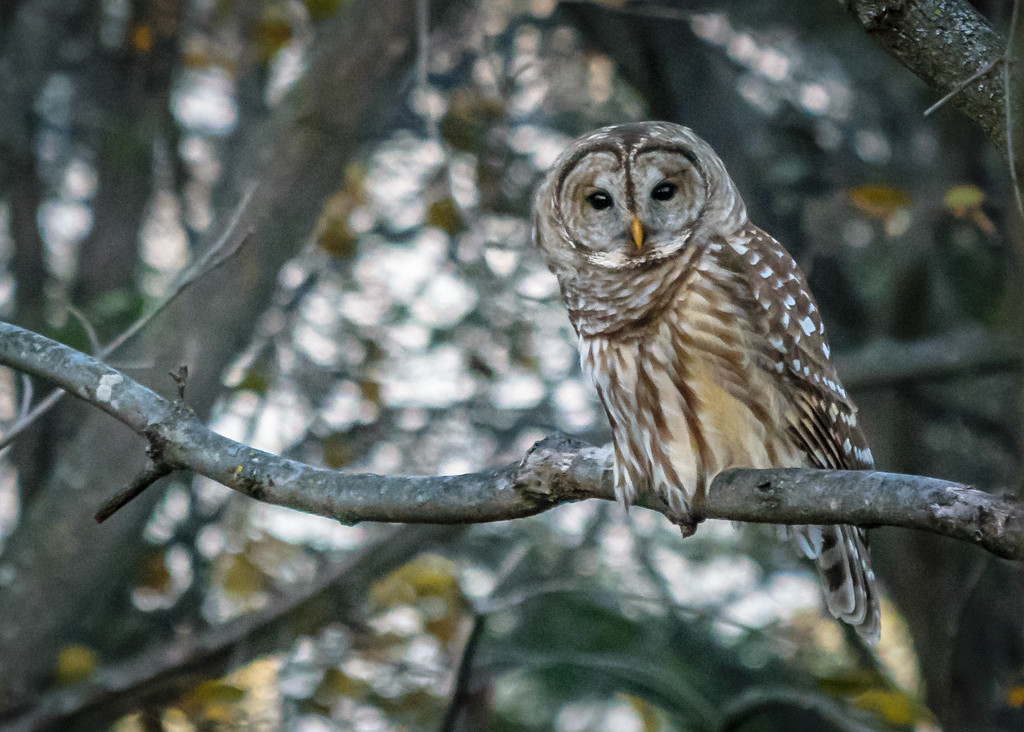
top-left (845, 0), bottom-right (1008, 150)
top-left (719, 685), bottom-right (882, 732)
top-left (836, 327), bottom-right (1024, 391)
top-left (438, 615), bottom-right (488, 732)
top-left (1008, 0), bottom-right (1024, 218)
top-left (2, 322), bottom-right (1024, 561)
top-left (1, 524), bottom-right (465, 732)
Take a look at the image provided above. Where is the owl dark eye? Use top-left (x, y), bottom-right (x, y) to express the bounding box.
top-left (585, 190), bottom-right (613, 210)
top-left (651, 182), bottom-right (677, 201)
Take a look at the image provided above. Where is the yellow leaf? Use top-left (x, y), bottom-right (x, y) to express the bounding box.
top-left (314, 169), bottom-right (366, 259)
top-left (369, 554), bottom-right (467, 644)
top-left (303, 0), bottom-right (348, 22)
top-left (136, 551), bottom-right (172, 593)
top-left (179, 680), bottom-right (247, 722)
top-left (131, 24), bottom-right (153, 53)
top-left (943, 184), bottom-right (985, 215)
top-left (848, 185), bottom-right (911, 220)
top-left (55, 645), bottom-right (97, 686)
top-left (396, 554), bottom-right (460, 598)
top-left (426, 197), bottom-right (466, 236)
top-left (254, 7), bottom-right (292, 63)
top-left (369, 573), bottom-right (417, 609)
top-left (1007, 685), bottom-right (1024, 708)
top-left (316, 221), bottom-right (359, 259)
top-left (190, 680), bottom-right (246, 705)
top-left (817, 670), bottom-right (881, 696)
top-left (370, 554), bottom-right (459, 604)
top-left (314, 667), bottom-right (370, 705)
top-left (222, 553), bottom-right (264, 598)
top-left (235, 364), bottom-right (270, 394)
top-left (323, 432), bottom-right (354, 469)
top-left (623, 694), bottom-right (662, 731)
top-left (853, 688), bottom-right (921, 725)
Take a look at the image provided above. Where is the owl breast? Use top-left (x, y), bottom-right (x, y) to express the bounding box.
top-left (579, 260), bottom-right (800, 525)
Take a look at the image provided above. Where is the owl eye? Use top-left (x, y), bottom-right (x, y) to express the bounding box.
top-left (585, 190), bottom-right (613, 210)
top-left (651, 182), bottom-right (678, 201)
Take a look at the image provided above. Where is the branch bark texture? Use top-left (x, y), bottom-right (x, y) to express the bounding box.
top-left (3, 320), bottom-right (1023, 559)
top-left (845, 0), bottom-right (1008, 150)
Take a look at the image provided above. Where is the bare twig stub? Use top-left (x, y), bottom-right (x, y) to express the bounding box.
top-left (923, 58), bottom-right (1004, 118)
top-left (1, 320), bottom-right (1023, 558)
top-left (94, 463), bottom-right (175, 523)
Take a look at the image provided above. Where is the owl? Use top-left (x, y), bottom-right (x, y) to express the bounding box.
top-left (533, 122), bottom-right (879, 640)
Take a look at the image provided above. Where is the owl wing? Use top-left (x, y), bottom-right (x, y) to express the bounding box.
top-left (725, 224), bottom-right (880, 641)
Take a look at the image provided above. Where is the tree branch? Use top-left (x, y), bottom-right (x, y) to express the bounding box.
top-left (0, 184), bottom-right (256, 454)
top-left (845, 0), bottom-right (1008, 150)
top-left (843, 0), bottom-right (1011, 150)
top-left (835, 327), bottom-right (1024, 390)
top-left (2, 320), bottom-right (1023, 559)
top-left (0, 524), bottom-right (465, 732)
top-left (719, 685), bottom-right (883, 732)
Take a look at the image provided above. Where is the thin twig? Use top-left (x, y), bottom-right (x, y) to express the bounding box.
top-left (66, 306), bottom-right (102, 355)
top-left (94, 463), bottom-right (175, 523)
top-left (0, 183), bottom-right (258, 453)
top-left (846, 0), bottom-right (1007, 149)
top-left (923, 58), bottom-right (1004, 117)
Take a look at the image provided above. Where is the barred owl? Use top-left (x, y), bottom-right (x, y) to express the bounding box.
top-left (533, 122), bottom-right (879, 640)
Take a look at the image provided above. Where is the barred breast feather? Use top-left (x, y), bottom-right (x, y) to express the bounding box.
top-left (577, 225), bottom-right (879, 640)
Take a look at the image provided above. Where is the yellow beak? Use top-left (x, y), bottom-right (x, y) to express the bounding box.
top-left (631, 215), bottom-right (644, 249)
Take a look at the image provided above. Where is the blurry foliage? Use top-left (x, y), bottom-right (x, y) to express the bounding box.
top-left (253, 4), bottom-right (295, 63)
top-left (303, 0), bottom-right (349, 22)
top-left (847, 185), bottom-right (911, 223)
top-left (369, 554), bottom-right (468, 645)
top-left (852, 688), bottom-right (928, 728)
top-left (440, 89), bottom-right (510, 153)
top-left (54, 645), bottom-right (98, 688)
top-left (315, 164), bottom-right (368, 259)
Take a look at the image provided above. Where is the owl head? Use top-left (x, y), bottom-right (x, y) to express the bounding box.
top-left (534, 122), bottom-right (747, 279)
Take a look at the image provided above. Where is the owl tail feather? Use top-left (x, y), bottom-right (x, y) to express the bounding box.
top-left (792, 524), bottom-right (880, 642)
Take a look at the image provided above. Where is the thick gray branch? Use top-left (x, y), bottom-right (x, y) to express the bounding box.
top-left (2, 321), bottom-right (1023, 559)
top-left (845, 0), bottom-right (1008, 150)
